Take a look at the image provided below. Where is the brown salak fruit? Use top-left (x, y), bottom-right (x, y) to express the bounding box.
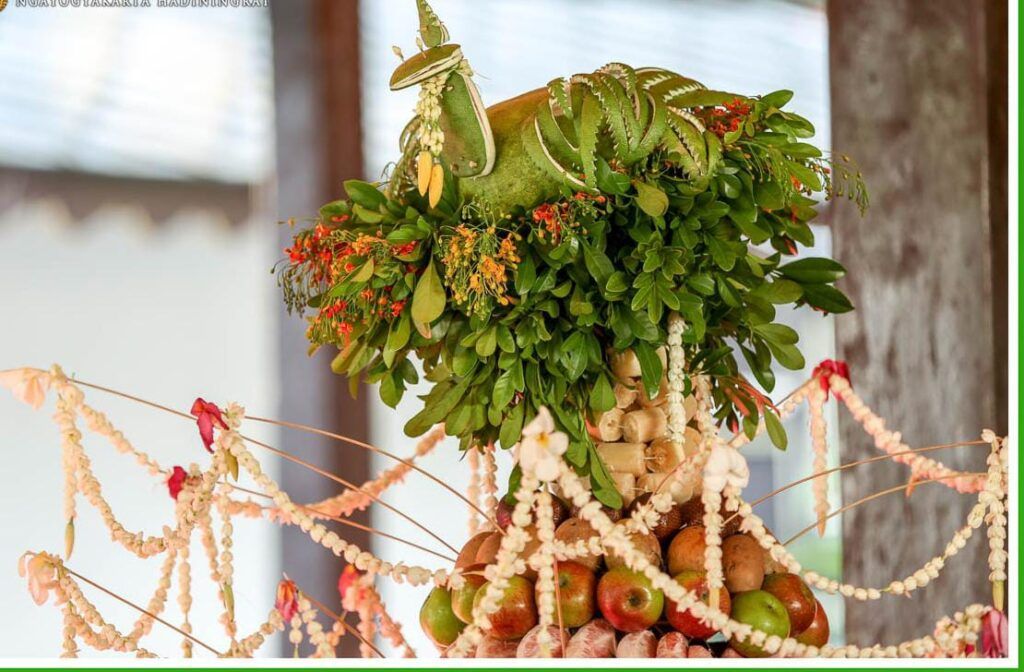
top-left (605, 519), bottom-right (661, 570)
top-left (666, 525), bottom-right (707, 576)
top-left (496, 493), bottom-right (569, 530)
top-left (554, 518), bottom-right (602, 571)
top-left (678, 496), bottom-right (741, 537)
top-left (628, 492), bottom-right (684, 540)
top-left (722, 534), bottom-right (766, 593)
top-left (571, 501), bottom-right (623, 523)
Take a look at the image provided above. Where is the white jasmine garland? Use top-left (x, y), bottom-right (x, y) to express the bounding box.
top-left (808, 384), bottom-right (830, 536)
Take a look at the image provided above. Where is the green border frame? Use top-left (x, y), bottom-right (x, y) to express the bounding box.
top-left (0, 2), bottom-right (1018, 670)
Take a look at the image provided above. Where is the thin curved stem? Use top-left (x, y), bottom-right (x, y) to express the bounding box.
top-left (246, 415), bottom-right (502, 533)
top-left (297, 588), bottom-right (385, 658)
top-left (781, 472), bottom-right (985, 546)
top-left (69, 377), bottom-right (457, 554)
top-left (60, 563), bottom-right (222, 657)
top-left (723, 440), bottom-right (989, 527)
top-left (225, 483), bottom-right (456, 563)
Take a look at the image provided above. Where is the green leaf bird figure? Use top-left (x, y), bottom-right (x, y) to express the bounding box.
top-left (389, 0), bottom-right (736, 214)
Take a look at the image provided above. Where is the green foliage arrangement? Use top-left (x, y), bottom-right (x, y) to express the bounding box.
top-left (277, 15), bottom-right (866, 506)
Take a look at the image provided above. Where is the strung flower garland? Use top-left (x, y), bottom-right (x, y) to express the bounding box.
top-left (466, 445), bottom-right (481, 535)
top-left (829, 375), bottom-right (984, 494)
top-left (4, 364), bottom-right (1009, 659)
top-left (272, 425), bottom-right (446, 522)
top-left (808, 383), bottom-right (831, 536)
top-left (531, 489), bottom-right (558, 657)
top-left (480, 441), bottom-right (500, 529)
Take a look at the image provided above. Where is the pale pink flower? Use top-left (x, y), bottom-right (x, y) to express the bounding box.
top-left (516, 407), bottom-right (568, 482)
top-left (0, 368), bottom-right (49, 410)
top-left (18, 552), bottom-right (57, 605)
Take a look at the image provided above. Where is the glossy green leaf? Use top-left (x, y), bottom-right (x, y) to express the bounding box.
top-left (411, 261), bottom-right (445, 336)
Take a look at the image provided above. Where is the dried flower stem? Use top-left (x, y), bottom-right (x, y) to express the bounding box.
top-left (223, 483), bottom-right (456, 562)
top-left (782, 473), bottom-right (984, 547)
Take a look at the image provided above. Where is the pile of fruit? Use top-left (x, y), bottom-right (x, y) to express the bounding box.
top-left (420, 495), bottom-right (829, 658)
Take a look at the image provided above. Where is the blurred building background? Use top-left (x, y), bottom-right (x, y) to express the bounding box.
top-left (0, 0), bottom-right (1007, 659)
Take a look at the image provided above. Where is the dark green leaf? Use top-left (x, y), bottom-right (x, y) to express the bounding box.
top-left (801, 283), bottom-right (855, 313)
top-left (778, 258), bottom-right (847, 284)
top-left (764, 410), bottom-right (788, 450)
top-left (343, 179), bottom-right (387, 209)
top-left (411, 261), bottom-right (445, 336)
top-left (751, 279), bottom-right (803, 304)
top-left (633, 341), bottom-right (663, 400)
top-left (752, 323), bottom-right (799, 345)
top-left (589, 373), bottom-right (616, 413)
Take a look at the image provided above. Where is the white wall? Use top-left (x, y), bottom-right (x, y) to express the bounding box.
top-left (0, 203), bottom-right (280, 658)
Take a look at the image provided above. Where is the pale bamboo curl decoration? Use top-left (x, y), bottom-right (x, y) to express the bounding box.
top-left (0, 351), bottom-right (1008, 658)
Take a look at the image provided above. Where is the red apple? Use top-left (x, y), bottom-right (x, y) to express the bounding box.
top-left (471, 575), bottom-right (537, 640)
top-left (597, 566), bottom-right (664, 633)
top-left (419, 586), bottom-right (465, 646)
top-left (795, 598), bottom-right (830, 648)
top-left (450, 566), bottom-right (486, 624)
top-left (728, 590), bottom-right (791, 657)
top-left (761, 572), bottom-right (816, 635)
top-left (664, 569), bottom-right (731, 640)
top-left (545, 560), bottom-right (596, 628)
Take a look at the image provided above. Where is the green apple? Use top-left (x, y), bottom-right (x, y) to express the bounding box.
top-left (728, 590), bottom-right (791, 657)
top-left (450, 566), bottom-right (486, 624)
top-left (597, 566), bottom-right (664, 633)
top-left (419, 586), bottom-right (465, 646)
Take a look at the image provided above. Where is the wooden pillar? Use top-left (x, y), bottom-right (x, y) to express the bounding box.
top-left (271, 0), bottom-right (369, 657)
top-left (828, 0), bottom-right (1007, 643)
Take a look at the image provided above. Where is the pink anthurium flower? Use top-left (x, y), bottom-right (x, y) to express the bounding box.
top-left (337, 564), bottom-right (361, 601)
top-left (190, 398), bottom-right (227, 453)
top-left (275, 577), bottom-right (299, 623)
top-left (167, 466), bottom-right (188, 500)
top-left (981, 609), bottom-right (1008, 658)
top-left (812, 359), bottom-right (851, 399)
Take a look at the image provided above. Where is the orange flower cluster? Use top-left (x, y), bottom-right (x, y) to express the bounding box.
top-left (531, 192), bottom-right (603, 244)
top-left (441, 224), bottom-right (520, 315)
top-left (285, 222), bottom-right (420, 347)
top-left (703, 98), bottom-right (752, 138)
